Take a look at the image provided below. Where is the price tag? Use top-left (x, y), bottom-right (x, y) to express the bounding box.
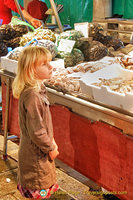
top-left (74, 22), bottom-right (89, 38)
top-left (58, 39), bottom-right (75, 53)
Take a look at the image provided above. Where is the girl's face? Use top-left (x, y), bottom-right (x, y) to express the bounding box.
top-left (35, 56), bottom-right (53, 80)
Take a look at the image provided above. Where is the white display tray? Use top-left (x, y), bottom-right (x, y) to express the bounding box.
top-left (1, 51), bottom-right (64, 74)
top-left (80, 63), bottom-right (133, 112)
top-left (1, 55), bottom-right (18, 74)
top-left (1, 47), bottom-right (23, 74)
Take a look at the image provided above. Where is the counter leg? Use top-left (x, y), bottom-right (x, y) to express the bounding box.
top-left (3, 77), bottom-right (10, 160)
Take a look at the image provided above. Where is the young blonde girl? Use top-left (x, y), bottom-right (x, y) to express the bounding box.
top-left (12, 46), bottom-right (59, 199)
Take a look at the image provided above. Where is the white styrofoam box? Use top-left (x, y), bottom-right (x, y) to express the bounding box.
top-left (1, 54), bottom-right (64, 75)
top-left (1, 46), bottom-right (24, 74)
top-left (67, 56), bottom-right (116, 79)
top-left (80, 63), bottom-right (133, 112)
top-left (1, 56), bottom-right (18, 74)
top-left (128, 50), bottom-right (133, 57)
top-left (50, 58), bottom-right (64, 70)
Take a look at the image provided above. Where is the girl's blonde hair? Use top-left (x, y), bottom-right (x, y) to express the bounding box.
top-left (12, 46), bottom-right (52, 99)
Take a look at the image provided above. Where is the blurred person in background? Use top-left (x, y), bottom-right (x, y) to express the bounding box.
top-left (27, 0), bottom-right (48, 23)
top-left (0, 0), bottom-right (42, 28)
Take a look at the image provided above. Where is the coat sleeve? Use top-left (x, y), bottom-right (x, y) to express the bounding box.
top-left (24, 92), bottom-right (55, 154)
top-left (4, 0), bottom-right (24, 13)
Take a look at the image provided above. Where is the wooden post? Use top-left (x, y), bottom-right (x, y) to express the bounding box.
top-left (14, 0), bottom-right (29, 31)
top-left (3, 77), bottom-right (10, 160)
top-left (49, 0), bottom-right (63, 33)
top-left (14, 0), bottom-right (26, 22)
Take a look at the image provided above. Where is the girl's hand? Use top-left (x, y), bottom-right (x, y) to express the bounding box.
top-left (49, 149), bottom-right (59, 161)
top-left (52, 138), bottom-right (58, 150)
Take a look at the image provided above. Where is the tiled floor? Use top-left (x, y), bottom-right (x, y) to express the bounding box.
top-left (0, 135), bottom-right (105, 200)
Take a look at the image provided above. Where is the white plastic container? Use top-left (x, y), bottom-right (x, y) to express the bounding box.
top-left (1, 55), bottom-right (18, 74)
top-left (1, 47), bottom-right (23, 74)
top-left (80, 63), bottom-right (133, 113)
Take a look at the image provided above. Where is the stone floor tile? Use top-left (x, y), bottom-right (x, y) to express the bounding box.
top-left (0, 154), bottom-right (17, 173)
top-left (56, 169), bottom-right (104, 200)
top-left (12, 190), bottom-right (28, 200)
top-left (0, 169), bottom-right (17, 197)
top-left (0, 135), bottom-right (18, 161)
top-left (0, 194), bottom-right (17, 200)
top-left (49, 189), bottom-right (76, 200)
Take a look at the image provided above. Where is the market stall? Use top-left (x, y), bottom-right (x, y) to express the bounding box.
top-left (1, 63), bottom-right (133, 200)
top-left (1, 10), bottom-right (133, 199)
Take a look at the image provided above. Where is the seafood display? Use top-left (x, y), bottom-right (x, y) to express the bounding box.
top-left (20, 29), bottom-right (56, 46)
top-left (36, 40), bottom-right (58, 58)
top-left (79, 40), bottom-right (108, 61)
top-left (8, 47), bottom-right (23, 61)
top-left (93, 77), bottom-right (133, 94)
top-left (57, 48), bottom-right (84, 68)
top-left (44, 59), bottom-right (113, 94)
top-left (118, 56), bottom-right (133, 70)
top-left (0, 24), bottom-right (28, 56)
top-left (1, 21), bottom-right (133, 113)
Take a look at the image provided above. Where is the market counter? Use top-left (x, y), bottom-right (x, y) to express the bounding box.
top-left (0, 69), bottom-right (133, 200)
